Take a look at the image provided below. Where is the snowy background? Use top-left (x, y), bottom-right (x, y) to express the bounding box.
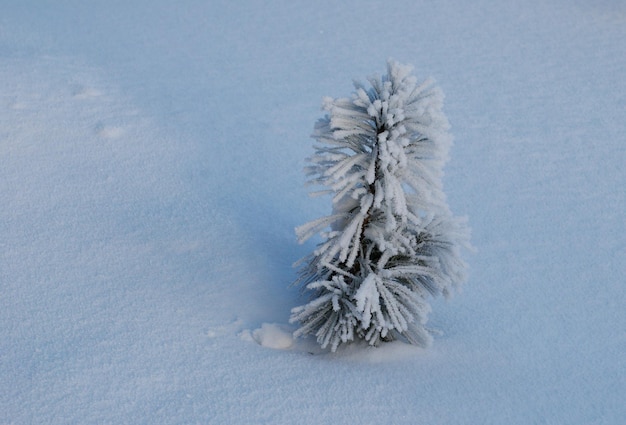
top-left (1, 1), bottom-right (625, 424)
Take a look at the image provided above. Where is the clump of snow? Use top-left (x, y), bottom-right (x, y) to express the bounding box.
top-left (249, 323), bottom-right (294, 350)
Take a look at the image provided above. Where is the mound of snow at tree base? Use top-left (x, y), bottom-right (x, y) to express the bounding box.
top-left (1, 0), bottom-right (625, 424)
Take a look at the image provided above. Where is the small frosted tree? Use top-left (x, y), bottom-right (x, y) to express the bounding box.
top-left (290, 60), bottom-right (469, 352)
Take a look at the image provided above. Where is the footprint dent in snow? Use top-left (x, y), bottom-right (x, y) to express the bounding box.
top-left (95, 122), bottom-right (125, 139)
top-left (8, 98), bottom-right (27, 110)
top-left (207, 318), bottom-right (244, 339)
top-left (72, 85), bottom-right (103, 99)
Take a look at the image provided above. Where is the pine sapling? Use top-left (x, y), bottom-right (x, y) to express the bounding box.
top-left (290, 60), bottom-right (469, 352)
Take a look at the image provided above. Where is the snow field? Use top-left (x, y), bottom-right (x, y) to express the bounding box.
top-left (1, 0), bottom-right (625, 424)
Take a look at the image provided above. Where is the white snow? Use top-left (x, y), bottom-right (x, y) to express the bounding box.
top-left (249, 323), bottom-right (294, 350)
top-left (1, 1), bottom-right (625, 424)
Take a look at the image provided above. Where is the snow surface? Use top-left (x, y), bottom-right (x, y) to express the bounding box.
top-left (1, 1), bottom-right (625, 424)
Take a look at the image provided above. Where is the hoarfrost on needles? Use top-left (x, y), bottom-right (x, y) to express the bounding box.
top-left (290, 60), bottom-right (470, 352)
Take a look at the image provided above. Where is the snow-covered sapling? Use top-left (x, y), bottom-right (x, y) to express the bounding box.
top-left (290, 60), bottom-right (469, 352)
